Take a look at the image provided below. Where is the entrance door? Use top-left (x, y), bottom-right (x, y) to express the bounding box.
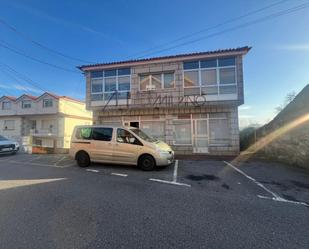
top-left (130, 122), bottom-right (139, 128)
top-left (193, 119), bottom-right (209, 153)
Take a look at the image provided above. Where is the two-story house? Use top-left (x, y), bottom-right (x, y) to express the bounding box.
top-left (0, 92), bottom-right (92, 153)
top-left (78, 47), bottom-right (250, 156)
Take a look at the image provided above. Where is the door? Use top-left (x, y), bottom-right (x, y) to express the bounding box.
top-left (193, 119), bottom-right (209, 153)
top-left (113, 128), bottom-right (140, 164)
top-left (90, 127), bottom-right (114, 163)
top-left (130, 121), bottom-right (139, 128)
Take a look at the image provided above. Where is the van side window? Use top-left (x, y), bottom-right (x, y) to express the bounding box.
top-left (117, 128), bottom-right (142, 145)
top-left (76, 127), bottom-right (92, 140)
top-left (92, 128), bottom-right (113, 141)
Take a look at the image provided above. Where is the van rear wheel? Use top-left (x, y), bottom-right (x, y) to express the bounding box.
top-left (139, 155), bottom-right (155, 171)
top-left (76, 151), bottom-right (90, 167)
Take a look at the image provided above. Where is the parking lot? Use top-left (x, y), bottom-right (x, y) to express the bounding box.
top-left (0, 153), bottom-right (308, 248)
top-left (1, 152), bottom-right (309, 206)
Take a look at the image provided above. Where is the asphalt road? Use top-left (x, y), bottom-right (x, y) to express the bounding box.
top-left (0, 153), bottom-right (308, 249)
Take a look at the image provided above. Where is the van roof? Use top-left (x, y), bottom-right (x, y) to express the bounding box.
top-left (75, 125), bottom-right (138, 129)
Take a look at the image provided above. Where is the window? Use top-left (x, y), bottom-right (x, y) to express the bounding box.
top-left (173, 120), bottom-right (192, 145)
top-left (140, 72), bottom-right (175, 90)
top-left (2, 101), bottom-right (11, 110)
top-left (90, 68), bottom-right (131, 102)
top-left (209, 119), bottom-right (229, 145)
top-left (90, 71), bottom-right (103, 78)
top-left (201, 69), bottom-right (217, 86)
top-left (163, 73), bottom-right (175, 89)
top-left (92, 127), bottom-right (113, 141)
top-left (43, 99), bottom-right (53, 108)
top-left (41, 120), bottom-right (55, 132)
top-left (22, 100), bottom-right (31, 109)
top-left (183, 56), bottom-right (237, 95)
top-left (3, 120), bottom-right (15, 130)
top-left (104, 77), bottom-right (117, 92)
top-left (91, 79), bottom-right (103, 93)
top-left (76, 127), bottom-right (92, 140)
top-left (140, 121), bottom-right (165, 141)
top-left (219, 68), bottom-right (236, 84)
top-left (117, 128), bottom-right (141, 145)
top-left (184, 71), bottom-right (199, 87)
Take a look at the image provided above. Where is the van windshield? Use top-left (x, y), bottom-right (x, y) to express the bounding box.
top-left (130, 128), bottom-right (157, 143)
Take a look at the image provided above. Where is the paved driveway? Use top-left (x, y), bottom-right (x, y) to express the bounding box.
top-left (0, 153), bottom-right (308, 248)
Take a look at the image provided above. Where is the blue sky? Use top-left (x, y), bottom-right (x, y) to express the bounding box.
top-left (0, 0), bottom-right (309, 127)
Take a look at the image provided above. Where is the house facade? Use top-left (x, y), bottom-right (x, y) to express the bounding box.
top-left (79, 47), bottom-right (250, 156)
top-left (0, 92), bottom-right (92, 153)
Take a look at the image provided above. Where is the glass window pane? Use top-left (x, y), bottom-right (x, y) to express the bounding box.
top-left (152, 74), bottom-right (162, 89)
top-left (184, 61), bottom-right (199, 70)
top-left (91, 94), bottom-right (103, 101)
top-left (92, 128), bottom-right (113, 141)
top-left (218, 57), bottom-right (235, 67)
top-left (140, 75), bottom-right (150, 91)
top-left (201, 86), bottom-right (218, 95)
top-left (200, 59), bottom-right (217, 68)
top-left (163, 73), bottom-right (174, 88)
top-left (219, 68), bottom-right (236, 84)
top-left (173, 120), bottom-right (192, 144)
top-left (104, 77), bottom-right (117, 92)
top-left (104, 92), bottom-right (115, 101)
top-left (219, 85), bottom-right (237, 94)
top-left (184, 71), bottom-right (199, 87)
top-left (118, 76), bottom-right (130, 91)
top-left (91, 71), bottom-right (103, 78)
top-left (201, 69), bottom-right (217, 86)
top-left (117, 128), bottom-right (138, 144)
top-left (91, 79), bottom-right (103, 93)
top-left (184, 87), bottom-right (200, 96)
top-left (209, 119), bottom-right (229, 144)
top-left (76, 127), bottom-right (92, 140)
top-left (209, 113), bottom-right (228, 118)
top-left (141, 121), bottom-right (165, 141)
top-left (104, 69), bottom-right (117, 77)
top-left (118, 68), bottom-right (131, 75)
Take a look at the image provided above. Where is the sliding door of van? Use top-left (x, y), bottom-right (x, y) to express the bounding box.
top-left (91, 127), bottom-right (114, 163)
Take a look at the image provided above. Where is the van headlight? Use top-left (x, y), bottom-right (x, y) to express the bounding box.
top-left (14, 142), bottom-right (19, 148)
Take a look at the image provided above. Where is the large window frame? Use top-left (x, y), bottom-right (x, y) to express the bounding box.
top-left (139, 72), bottom-right (175, 91)
top-left (183, 57), bottom-right (237, 96)
top-left (90, 68), bottom-right (131, 102)
top-left (172, 113), bottom-right (230, 146)
top-left (22, 100), bottom-right (32, 109)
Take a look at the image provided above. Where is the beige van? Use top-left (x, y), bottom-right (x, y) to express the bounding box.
top-left (69, 125), bottom-right (174, 170)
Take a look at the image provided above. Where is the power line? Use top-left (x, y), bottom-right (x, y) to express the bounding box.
top-left (135, 2), bottom-right (309, 59)
top-left (126, 0), bottom-right (292, 59)
top-left (0, 18), bottom-right (94, 64)
top-left (0, 40), bottom-right (80, 74)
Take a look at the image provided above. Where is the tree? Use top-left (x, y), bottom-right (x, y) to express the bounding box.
top-left (275, 91), bottom-right (296, 113)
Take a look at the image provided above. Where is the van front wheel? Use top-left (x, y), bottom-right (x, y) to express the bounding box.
top-left (76, 151), bottom-right (90, 167)
top-left (139, 155), bottom-right (155, 171)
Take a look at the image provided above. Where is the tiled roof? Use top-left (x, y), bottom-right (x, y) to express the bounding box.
top-left (78, 46), bottom-right (251, 70)
top-left (0, 92), bottom-right (84, 104)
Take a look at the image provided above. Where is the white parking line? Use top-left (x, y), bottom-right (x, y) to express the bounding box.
top-left (149, 178), bottom-right (191, 187)
top-left (111, 173), bottom-right (128, 177)
top-left (223, 161), bottom-right (309, 207)
top-left (53, 156), bottom-right (67, 166)
top-left (173, 159), bottom-right (179, 182)
top-left (149, 160), bottom-right (191, 187)
top-left (7, 160), bottom-right (73, 168)
top-left (86, 169), bottom-right (99, 173)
